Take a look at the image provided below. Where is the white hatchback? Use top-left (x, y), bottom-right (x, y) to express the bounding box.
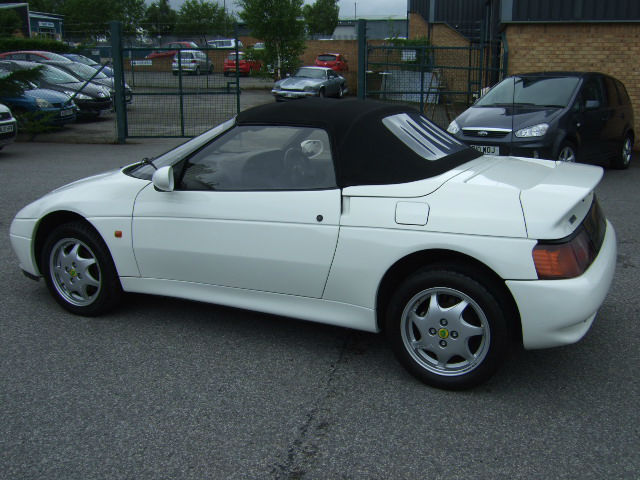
top-left (171, 50), bottom-right (212, 75)
top-left (9, 99), bottom-right (616, 389)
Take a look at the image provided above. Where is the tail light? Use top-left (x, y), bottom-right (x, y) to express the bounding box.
top-left (532, 198), bottom-right (606, 279)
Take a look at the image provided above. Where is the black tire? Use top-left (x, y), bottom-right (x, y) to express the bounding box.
top-left (557, 141), bottom-right (578, 163)
top-left (385, 269), bottom-right (509, 390)
top-left (318, 88), bottom-right (325, 98)
top-left (41, 221), bottom-right (122, 316)
top-left (224, 71), bottom-right (229, 77)
top-left (195, 66), bottom-right (200, 76)
top-left (208, 65), bottom-right (213, 75)
top-left (338, 85), bottom-right (344, 98)
top-left (611, 134), bottom-right (633, 169)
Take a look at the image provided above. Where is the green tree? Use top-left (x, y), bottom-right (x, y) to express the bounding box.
top-left (116, 0), bottom-right (146, 34)
top-left (25, 0), bottom-right (65, 13)
top-left (0, 9), bottom-right (23, 37)
top-left (238, 0), bottom-right (306, 77)
top-left (174, 0), bottom-right (232, 36)
top-left (143, 0), bottom-right (177, 36)
top-left (302, 0), bottom-right (339, 36)
top-left (61, 0), bottom-right (145, 37)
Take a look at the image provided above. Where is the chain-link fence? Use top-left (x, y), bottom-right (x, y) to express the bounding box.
top-left (109, 28), bottom-right (241, 138)
top-left (365, 44), bottom-right (502, 129)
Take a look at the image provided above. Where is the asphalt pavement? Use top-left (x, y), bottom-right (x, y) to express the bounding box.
top-left (1, 142), bottom-right (638, 479)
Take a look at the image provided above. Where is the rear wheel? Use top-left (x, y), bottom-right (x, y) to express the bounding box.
top-left (611, 134), bottom-right (633, 169)
top-left (41, 222), bottom-right (122, 316)
top-left (338, 85), bottom-right (345, 98)
top-left (318, 88), bottom-right (325, 98)
top-left (385, 269), bottom-right (509, 389)
top-left (557, 141), bottom-right (577, 163)
top-left (195, 66), bottom-right (200, 76)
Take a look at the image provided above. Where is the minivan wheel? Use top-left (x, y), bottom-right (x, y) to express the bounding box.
top-left (557, 142), bottom-right (577, 163)
top-left (611, 135), bottom-right (633, 170)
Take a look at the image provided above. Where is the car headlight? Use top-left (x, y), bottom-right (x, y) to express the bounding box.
top-left (35, 98), bottom-right (53, 108)
top-left (64, 90), bottom-right (91, 100)
top-left (447, 120), bottom-right (460, 134)
top-left (303, 85), bottom-right (317, 92)
top-left (515, 123), bottom-right (549, 138)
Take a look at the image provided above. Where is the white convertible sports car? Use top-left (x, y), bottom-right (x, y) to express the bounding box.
top-left (9, 99), bottom-right (617, 389)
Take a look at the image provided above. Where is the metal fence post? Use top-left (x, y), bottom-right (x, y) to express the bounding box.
top-left (110, 21), bottom-right (126, 143)
top-left (234, 24), bottom-right (241, 115)
top-left (357, 19), bottom-right (366, 100)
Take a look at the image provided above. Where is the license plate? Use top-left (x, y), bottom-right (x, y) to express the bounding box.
top-left (471, 145), bottom-right (499, 155)
top-left (60, 109), bottom-right (73, 117)
top-left (0, 124), bottom-right (14, 133)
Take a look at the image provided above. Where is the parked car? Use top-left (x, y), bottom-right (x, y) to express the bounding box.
top-left (315, 53), bottom-right (348, 72)
top-left (0, 50), bottom-right (72, 63)
top-left (0, 69), bottom-right (76, 126)
top-left (9, 99), bottom-right (616, 390)
top-left (0, 60), bottom-right (112, 118)
top-left (145, 41), bottom-right (199, 60)
top-left (252, 42), bottom-right (265, 50)
top-left (61, 53), bottom-right (114, 78)
top-left (447, 72), bottom-right (635, 169)
top-left (223, 52), bottom-right (260, 76)
top-left (207, 39), bottom-right (243, 49)
top-left (272, 66), bottom-right (347, 101)
top-left (171, 50), bottom-right (212, 75)
top-left (0, 102), bottom-right (17, 149)
top-left (37, 60), bottom-right (132, 103)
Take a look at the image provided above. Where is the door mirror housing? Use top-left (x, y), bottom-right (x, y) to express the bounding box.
top-left (585, 99), bottom-right (600, 110)
top-left (152, 165), bottom-right (175, 192)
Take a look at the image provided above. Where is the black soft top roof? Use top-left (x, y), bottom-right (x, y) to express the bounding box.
top-left (237, 98), bottom-right (479, 188)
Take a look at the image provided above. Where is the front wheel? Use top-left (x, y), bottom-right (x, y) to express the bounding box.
top-left (385, 269), bottom-right (509, 389)
top-left (557, 141), bottom-right (577, 163)
top-left (611, 134), bottom-right (633, 169)
top-left (41, 222), bottom-right (122, 316)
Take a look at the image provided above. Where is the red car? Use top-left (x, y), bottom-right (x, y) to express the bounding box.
top-left (223, 52), bottom-right (261, 76)
top-left (315, 53), bottom-right (348, 72)
top-left (145, 41), bottom-right (199, 60)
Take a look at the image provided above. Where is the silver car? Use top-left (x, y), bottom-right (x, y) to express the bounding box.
top-left (272, 66), bottom-right (347, 101)
top-left (172, 50), bottom-right (212, 75)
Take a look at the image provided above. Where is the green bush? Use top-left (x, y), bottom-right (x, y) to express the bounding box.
top-left (0, 37), bottom-right (72, 53)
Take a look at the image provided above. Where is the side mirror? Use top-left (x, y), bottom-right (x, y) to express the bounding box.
top-left (152, 165), bottom-right (174, 192)
top-left (585, 99), bottom-right (600, 110)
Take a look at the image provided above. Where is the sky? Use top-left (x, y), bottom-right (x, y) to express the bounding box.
top-left (160, 0), bottom-right (408, 19)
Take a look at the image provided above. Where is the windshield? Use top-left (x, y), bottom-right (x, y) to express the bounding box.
top-left (476, 76), bottom-right (581, 108)
top-left (64, 62), bottom-right (107, 80)
top-left (227, 53), bottom-right (245, 60)
top-left (68, 54), bottom-right (98, 66)
top-left (317, 55), bottom-right (337, 62)
top-left (294, 68), bottom-right (325, 79)
top-left (41, 65), bottom-right (81, 84)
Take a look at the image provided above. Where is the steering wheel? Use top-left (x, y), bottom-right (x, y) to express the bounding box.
top-left (284, 147), bottom-right (311, 186)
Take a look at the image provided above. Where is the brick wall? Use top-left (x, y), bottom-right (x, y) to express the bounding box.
top-left (505, 22), bottom-right (640, 147)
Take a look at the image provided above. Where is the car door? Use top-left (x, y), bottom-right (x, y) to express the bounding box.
top-left (602, 76), bottom-right (625, 158)
top-left (132, 124), bottom-right (341, 298)
top-left (576, 76), bottom-right (607, 162)
top-left (326, 70), bottom-right (340, 95)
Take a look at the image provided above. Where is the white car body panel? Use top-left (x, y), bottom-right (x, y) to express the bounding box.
top-left (507, 220), bottom-right (616, 349)
top-left (131, 186), bottom-right (341, 297)
top-left (120, 277), bottom-right (377, 332)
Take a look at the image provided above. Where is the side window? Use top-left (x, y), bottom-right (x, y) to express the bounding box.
top-left (178, 125), bottom-right (336, 191)
top-left (9, 53), bottom-right (27, 60)
top-left (603, 77), bottom-right (619, 106)
top-left (582, 78), bottom-right (604, 109)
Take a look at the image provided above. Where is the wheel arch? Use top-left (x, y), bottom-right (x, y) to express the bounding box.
top-left (375, 248), bottom-right (523, 345)
top-left (33, 210), bottom-right (101, 274)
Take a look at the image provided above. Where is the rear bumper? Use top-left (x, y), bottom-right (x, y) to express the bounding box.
top-left (507, 220), bottom-right (617, 349)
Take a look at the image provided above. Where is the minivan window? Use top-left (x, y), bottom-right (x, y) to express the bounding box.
top-left (476, 76), bottom-right (580, 108)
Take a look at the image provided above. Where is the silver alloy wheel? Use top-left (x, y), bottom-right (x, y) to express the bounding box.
top-left (622, 137), bottom-right (632, 167)
top-left (558, 146), bottom-right (576, 162)
top-left (49, 237), bottom-right (102, 307)
top-left (400, 287), bottom-right (490, 377)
